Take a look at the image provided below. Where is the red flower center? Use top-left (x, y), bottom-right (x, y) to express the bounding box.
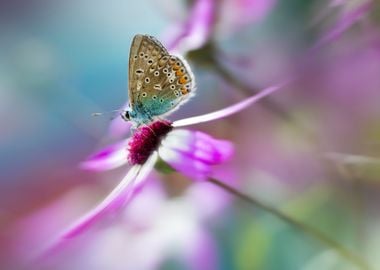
top-left (128, 120), bottom-right (173, 165)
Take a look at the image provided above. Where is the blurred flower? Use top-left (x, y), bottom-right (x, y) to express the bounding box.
top-left (162, 0), bottom-right (277, 54)
top-left (164, 0), bottom-right (215, 54)
top-left (46, 83), bottom-right (284, 253)
top-left (216, 0), bottom-right (276, 35)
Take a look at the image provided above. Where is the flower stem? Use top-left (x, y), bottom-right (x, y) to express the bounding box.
top-left (207, 178), bottom-right (372, 270)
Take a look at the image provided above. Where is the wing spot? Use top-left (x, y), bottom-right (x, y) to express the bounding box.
top-left (179, 76), bottom-right (188, 84)
top-left (144, 55), bottom-right (149, 59)
top-left (176, 68), bottom-right (185, 76)
top-left (134, 55), bottom-right (138, 59)
top-left (139, 52), bottom-right (144, 58)
top-left (159, 98), bottom-right (164, 103)
top-left (154, 71), bottom-right (160, 76)
top-left (154, 84), bottom-right (162, 90)
top-left (169, 78), bottom-right (175, 83)
top-left (181, 87), bottom-right (189, 95)
top-left (142, 92), bottom-right (147, 97)
top-left (148, 59), bottom-right (153, 64)
top-left (145, 77), bottom-right (150, 83)
top-left (167, 72), bottom-right (172, 77)
top-left (170, 85), bottom-right (175, 90)
top-left (135, 69), bottom-right (144, 75)
top-left (163, 68), bottom-right (168, 74)
top-left (152, 95), bottom-right (157, 100)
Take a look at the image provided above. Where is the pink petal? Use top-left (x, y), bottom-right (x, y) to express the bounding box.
top-left (159, 130), bottom-right (234, 180)
top-left (45, 153), bottom-right (158, 254)
top-left (79, 141), bottom-right (128, 171)
top-left (165, 0), bottom-right (215, 54)
top-left (217, 0), bottom-right (276, 34)
top-left (172, 82), bottom-right (288, 127)
top-left (311, 1), bottom-right (372, 52)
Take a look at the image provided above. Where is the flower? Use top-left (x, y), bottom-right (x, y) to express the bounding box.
top-left (44, 83), bottom-right (285, 254)
top-left (164, 0), bottom-right (215, 54)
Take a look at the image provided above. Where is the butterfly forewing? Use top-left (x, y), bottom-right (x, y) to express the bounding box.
top-left (128, 35), bottom-right (195, 123)
top-left (128, 35), bottom-right (168, 107)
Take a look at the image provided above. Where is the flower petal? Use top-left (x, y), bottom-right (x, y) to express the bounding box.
top-left (311, 1), bottom-right (372, 52)
top-left (79, 141), bottom-right (128, 171)
top-left (45, 153), bottom-right (158, 254)
top-left (172, 82), bottom-right (288, 127)
top-left (165, 0), bottom-right (215, 54)
top-left (56, 166), bottom-right (140, 239)
top-left (159, 130), bottom-right (234, 180)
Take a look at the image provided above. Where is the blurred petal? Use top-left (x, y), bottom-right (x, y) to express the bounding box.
top-left (165, 0), bottom-right (215, 54)
top-left (324, 152), bottom-right (380, 165)
top-left (52, 166), bottom-right (140, 241)
top-left (217, 0), bottom-right (276, 35)
top-left (79, 141), bottom-right (128, 171)
top-left (45, 153), bottom-right (158, 254)
top-left (159, 129), bottom-right (234, 180)
top-left (311, 0), bottom-right (372, 51)
top-left (173, 82), bottom-right (286, 127)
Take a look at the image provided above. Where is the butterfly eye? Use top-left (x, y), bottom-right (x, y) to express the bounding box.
top-left (121, 111), bottom-right (130, 121)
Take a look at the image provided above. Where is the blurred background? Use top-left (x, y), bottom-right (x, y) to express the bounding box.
top-left (1, 0), bottom-right (380, 269)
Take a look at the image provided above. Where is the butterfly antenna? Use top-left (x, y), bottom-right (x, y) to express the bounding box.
top-left (91, 110), bottom-right (124, 120)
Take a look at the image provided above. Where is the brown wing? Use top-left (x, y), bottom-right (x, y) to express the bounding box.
top-left (128, 34), bottom-right (168, 108)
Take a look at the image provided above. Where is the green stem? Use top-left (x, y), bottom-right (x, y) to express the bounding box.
top-left (207, 178), bottom-right (372, 270)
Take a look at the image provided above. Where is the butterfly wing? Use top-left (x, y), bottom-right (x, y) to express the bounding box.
top-left (128, 34), bottom-right (168, 109)
top-left (128, 35), bottom-right (195, 124)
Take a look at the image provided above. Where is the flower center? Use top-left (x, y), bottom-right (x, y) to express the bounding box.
top-left (128, 120), bottom-right (173, 165)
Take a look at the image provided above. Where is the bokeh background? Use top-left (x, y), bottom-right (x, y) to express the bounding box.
top-left (1, 0), bottom-right (380, 269)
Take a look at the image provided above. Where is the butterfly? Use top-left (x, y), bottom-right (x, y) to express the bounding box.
top-left (121, 34), bottom-right (195, 127)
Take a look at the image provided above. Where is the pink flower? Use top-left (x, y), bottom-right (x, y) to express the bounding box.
top-left (164, 0), bottom-right (215, 54)
top-left (162, 0), bottom-right (276, 54)
top-left (46, 83), bottom-right (285, 253)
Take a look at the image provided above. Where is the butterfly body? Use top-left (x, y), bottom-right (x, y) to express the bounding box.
top-left (122, 34), bottom-right (195, 127)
